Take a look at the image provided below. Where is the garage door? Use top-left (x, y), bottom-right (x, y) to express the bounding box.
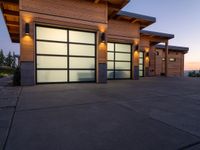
top-left (36, 26), bottom-right (96, 83)
top-left (107, 43), bottom-right (132, 79)
top-left (139, 51), bottom-right (144, 77)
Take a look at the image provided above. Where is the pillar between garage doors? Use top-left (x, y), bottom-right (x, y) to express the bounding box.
top-left (97, 31), bottom-right (107, 83)
top-left (132, 39), bottom-right (140, 80)
top-left (165, 41), bottom-right (169, 77)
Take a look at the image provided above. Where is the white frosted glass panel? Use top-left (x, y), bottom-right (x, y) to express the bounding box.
top-left (139, 52), bottom-right (144, 57)
top-left (115, 44), bottom-right (131, 52)
top-left (37, 56), bottom-right (67, 68)
top-left (115, 71), bottom-right (130, 78)
top-left (107, 62), bottom-right (114, 69)
top-left (108, 52), bottom-right (114, 60)
top-left (70, 70), bottom-right (95, 82)
top-left (139, 65), bottom-right (143, 70)
top-left (115, 53), bottom-right (131, 61)
top-left (115, 62), bottom-right (130, 70)
top-left (36, 27), bottom-right (67, 41)
top-left (69, 31), bottom-right (95, 44)
top-left (70, 57), bottom-right (95, 69)
top-left (139, 71), bottom-right (143, 77)
top-left (107, 71), bottom-right (114, 79)
top-left (37, 41), bottom-right (67, 55)
top-left (37, 70), bottom-right (67, 83)
top-left (108, 43), bottom-right (114, 51)
top-left (139, 59), bottom-right (143, 64)
top-left (69, 44), bottom-right (95, 56)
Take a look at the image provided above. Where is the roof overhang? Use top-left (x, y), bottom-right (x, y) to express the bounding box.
top-left (141, 30), bottom-right (174, 46)
top-left (156, 44), bottom-right (189, 54)
top-left (93, 0), bottom-right (130, 19)
top-left (0, 0), bottom-right (19, 43)
top-left (112, 11), bottom-right (156, 28)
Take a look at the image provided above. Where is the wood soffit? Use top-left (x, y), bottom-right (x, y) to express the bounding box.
top-left (0, 0), bottom-right (19, 43)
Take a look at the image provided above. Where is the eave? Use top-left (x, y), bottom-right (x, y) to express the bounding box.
top-left (141, 30), bottom-right (174, 46)
top-left (112, 11), bottom-right (156, 29)
top-left (0, 0), bottom-right (19, 43)
top-left (156, 44), bottom-right (189, 54)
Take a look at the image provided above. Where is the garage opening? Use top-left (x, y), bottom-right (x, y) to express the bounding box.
top-left (139, 51), bottom-right (144, 77)
top-left (107, 42), bottom-right (132, 79)
top-left (36, 26), bottom-right (96, 83)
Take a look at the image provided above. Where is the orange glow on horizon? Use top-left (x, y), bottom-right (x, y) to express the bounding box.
top-left (185, 61), bottom-right (200, 70)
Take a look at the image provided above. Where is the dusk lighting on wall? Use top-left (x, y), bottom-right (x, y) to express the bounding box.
top-left (25, 23), bottom-right (30, 35)
top-left (100, 32), bottom-right (106, 43)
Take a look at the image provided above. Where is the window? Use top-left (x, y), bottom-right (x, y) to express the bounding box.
top-left (169, 58), bottom-right (176, 62)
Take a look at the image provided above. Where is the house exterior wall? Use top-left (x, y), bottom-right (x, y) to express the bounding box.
top-left (107, 19), bottom-right (140, 79)
top-left (155, 49), bottom-right (185, 77)
top-left (19, 0), bottom-right (108, 85)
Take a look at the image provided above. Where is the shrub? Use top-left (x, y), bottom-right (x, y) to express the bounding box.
top-left (188, 70), bottom-right (200, 77)
top-left (13, 67), bottom-right (21, 86)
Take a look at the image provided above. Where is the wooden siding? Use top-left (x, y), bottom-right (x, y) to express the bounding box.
top-left (20, 0), bottom-right (107, 24)
top-left (154, 49), bottom-right (185, 77)
top-left (107, 19), bottom-right (140, 41)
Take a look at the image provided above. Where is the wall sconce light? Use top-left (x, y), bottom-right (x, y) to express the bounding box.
top-left (25, 23), bottom-right (30, 35)
top-left (135, 45), bottom-right (139, 51)
top-left (100, 32), bottom-right (106, 43)
top-left (146, 52), bottom-right (149, 57)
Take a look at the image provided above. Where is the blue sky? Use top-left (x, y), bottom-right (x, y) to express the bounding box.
top-left (0, 0), bottom-right (199, 69)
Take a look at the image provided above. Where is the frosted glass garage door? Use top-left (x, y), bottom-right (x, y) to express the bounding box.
top-left (107, 43), bottom-right (132, 79)
top-left (36, 26), bottom-right (96, 83)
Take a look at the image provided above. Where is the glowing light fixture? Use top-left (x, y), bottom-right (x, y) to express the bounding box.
top-left (25, 23), bottom-right (30, 35)
top-left (100, 32), bottom-right (106, 43)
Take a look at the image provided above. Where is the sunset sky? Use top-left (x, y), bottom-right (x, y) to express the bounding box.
top-left (0, 0), bottom-right (200, 70)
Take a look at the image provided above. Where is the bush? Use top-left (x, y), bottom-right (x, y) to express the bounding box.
top-left (188, 70), bottom-right (200, 77)
top-left (13, 67), bottom-right (21, 86)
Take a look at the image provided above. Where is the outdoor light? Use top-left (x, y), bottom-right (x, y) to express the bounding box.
top-left (146, 52), bottom-right (149, 57)
top-left (135, 45), bottom-right (139, 51)
top-left (25, 23), bottom-right (30, 35)
top-left (100, 32), bottom-right (106, 43)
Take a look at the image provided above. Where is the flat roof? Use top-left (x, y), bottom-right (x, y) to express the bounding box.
top-left (156, 44), bottom-right (189, 53)
top-left (111, 11), bottom-right (156, 28)
top-left (141, 30), bottom-right (174, 39)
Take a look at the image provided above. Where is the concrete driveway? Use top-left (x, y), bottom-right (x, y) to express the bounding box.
top-left (1, 77), bottom-right (200, 150)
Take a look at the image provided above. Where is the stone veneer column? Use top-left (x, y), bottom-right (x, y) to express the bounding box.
top-left (97, 31), bottom-right (107, 83)
top-left (133, 42), bottom-right (139, 80)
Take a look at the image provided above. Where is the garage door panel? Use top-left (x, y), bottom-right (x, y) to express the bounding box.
top-left (37, 41), bottom-right (67, 55)
top-left (108, 52), bottom-right (114, 60)
top-left (115, 53), bottom-right (131, 61)
top-left (107, 71), bottom-right (114, 79)
top-left (69, 57), bottom-right (95, 69)
top-left (37, 56), bottom-right (68, 69)
top-left (115, 44), bottom-right (131, 53)
top-left (115, 62), bottom-right (131, 70)
top-left (69, 44), bottom-right (95, 56)
top-left (69, 30), bottom-right (95, 44)
top-left (115, 71), bottom-right (130, 79)
top-left (37, 27), bottom-right (67, 42)
top-left (69, 70), bottom-right (95, 82)
top-left (107, 62), bottom-right (114, 70)
top-left (108, 43), bottom-right (114, 51)
top-left (37, 70), bottom-right (68, 83)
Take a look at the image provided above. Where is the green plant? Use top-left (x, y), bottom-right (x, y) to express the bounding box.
top-left (0, 49), bottom-right (5, 66)
top-left (13, 67), bottom-right (21, 86)
top-left (188, 70), bottom-right (200, 77)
